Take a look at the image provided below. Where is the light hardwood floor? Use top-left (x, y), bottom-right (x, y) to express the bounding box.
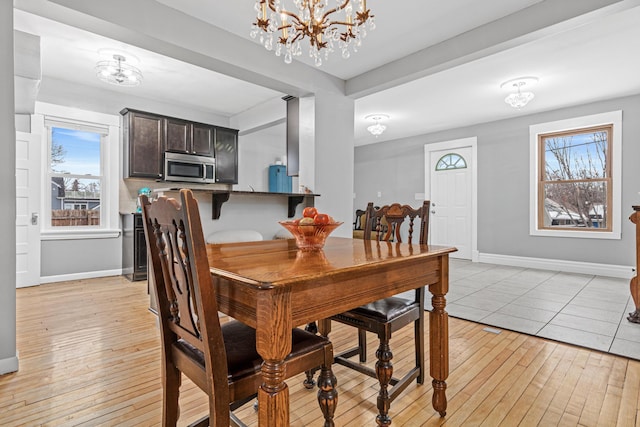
top-left (2, 275), bottom-right (639, 426)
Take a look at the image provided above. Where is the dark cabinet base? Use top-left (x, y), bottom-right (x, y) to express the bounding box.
top-left (122, 213), bottom-right (147, 281)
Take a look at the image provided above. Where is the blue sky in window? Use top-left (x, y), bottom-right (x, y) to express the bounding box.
top-left (52, 127), bottom-right (101, 175)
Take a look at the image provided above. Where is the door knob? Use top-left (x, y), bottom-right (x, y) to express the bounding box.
top-left (431, 210), bottom-right (436, 214)
top-left (31, 212), bottom-right (39, 225)
top-left (431, 202), bottom-right (436, 207)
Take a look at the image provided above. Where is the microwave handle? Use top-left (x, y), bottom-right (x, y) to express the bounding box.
top-left (202, 164), bottom-right (207, 180)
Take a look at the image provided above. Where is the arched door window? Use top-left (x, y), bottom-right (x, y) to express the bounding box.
top-left (435, 153), bottom-right (467, 171)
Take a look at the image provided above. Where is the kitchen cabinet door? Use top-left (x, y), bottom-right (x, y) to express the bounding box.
top-left (165, 117), bottom-right (190, 153)
top-left (214, 127), bottom-right (238, 184)
top-left (192, 123), bottom-right (214, 157)
top-left (122, 109), bottom-right (164, 178)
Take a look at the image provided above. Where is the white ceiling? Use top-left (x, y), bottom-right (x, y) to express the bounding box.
top-left (13, 1), bottom-right (640, 146)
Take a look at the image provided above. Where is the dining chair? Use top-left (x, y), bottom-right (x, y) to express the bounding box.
top-left (141, 189), bottom-right (337, 427)
top-left (330, 201), bottom-right (430, 427)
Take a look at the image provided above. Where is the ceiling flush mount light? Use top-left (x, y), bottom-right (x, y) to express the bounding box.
top-left (250, 0), bottom-right (375, 67)
top-left (366, 114), bottom-right (389, 137)
top-left (95, 54), bottom-right (143, 87)
top-left (501, 76), bottom-right (538, 109)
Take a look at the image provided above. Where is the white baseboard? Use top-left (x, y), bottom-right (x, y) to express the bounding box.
top-left (477, 253), bottom-right (634, 279)
top-left (39, 269), bottom-right (123, 285)
top-left (0, 354), bottom-right (19, 375)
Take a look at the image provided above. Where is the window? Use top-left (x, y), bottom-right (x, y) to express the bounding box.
top-left (435, 153), bottom-right (467, 171)
top-left (530, 111), bottom-right (622, 239)
top-left (34, 102), bottom-right (120, 240)
top-left (48, 125), bottom-right (103, 228)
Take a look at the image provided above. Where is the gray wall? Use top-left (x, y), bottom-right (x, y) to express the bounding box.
top-left (41, 239), bottom-right (123, 278)
top-left (1, 0), bottom-right (17, 373)
top-left (355, 94), bottom-right (640, 267)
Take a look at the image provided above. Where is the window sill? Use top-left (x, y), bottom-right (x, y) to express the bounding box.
top-left (530, 229), bottom-right (620, 240)
top-left (41, 228), bottom-right (121, 241)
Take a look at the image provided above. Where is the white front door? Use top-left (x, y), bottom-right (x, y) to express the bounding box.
top-left (16, 131), bottom-right (41, 288)
top-left (425, 138), bottom-right (476, 260)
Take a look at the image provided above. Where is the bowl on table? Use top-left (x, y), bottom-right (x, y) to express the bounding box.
top-left (278, 221), bottom-right (343, 251)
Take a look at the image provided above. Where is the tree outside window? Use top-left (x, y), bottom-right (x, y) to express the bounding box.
top-left (538, 125), bottom-right (612, 231)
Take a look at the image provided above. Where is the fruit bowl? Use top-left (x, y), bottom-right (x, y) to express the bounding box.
top-left (278, 221), bottom-right (343, 251)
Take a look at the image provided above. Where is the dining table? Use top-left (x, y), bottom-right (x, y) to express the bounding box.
top-left (206, 236), bottom-right (457, 426)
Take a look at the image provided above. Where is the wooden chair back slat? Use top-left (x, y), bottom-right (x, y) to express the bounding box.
top-left (363, 201), bottom-right (430, 244)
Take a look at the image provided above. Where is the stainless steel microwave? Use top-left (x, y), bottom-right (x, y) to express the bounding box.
top-left (164, 152), bottom-right (216, 184)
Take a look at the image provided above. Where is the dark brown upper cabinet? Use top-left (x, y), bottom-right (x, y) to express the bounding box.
top-left (122, 109), bottom-right (164, 179)
top-left (165, 117), bottom-right (214, 157)
top-left (122, 108), bottom-right (237, 183)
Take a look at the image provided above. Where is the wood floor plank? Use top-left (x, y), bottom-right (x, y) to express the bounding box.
top-left (499, 342), bottom-right (566, 426)
top-left (478, 337), bottom-right (555, 426)
top-left (1, 276), bottom-right (639, 426)
top-left (617, 359), bottom-right (640, 426)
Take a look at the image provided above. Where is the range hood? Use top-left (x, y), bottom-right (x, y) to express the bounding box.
top-left (284, 96), bottom-right (299, 177)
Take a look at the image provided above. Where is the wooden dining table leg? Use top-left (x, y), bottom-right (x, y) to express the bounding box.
top-left (256, 289), bottom-right (292, 427)
top-left (428, 255), bottom-right (449, 417)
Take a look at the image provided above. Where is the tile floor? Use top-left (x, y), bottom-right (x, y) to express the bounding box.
top-left (423, 259), bottom-right (640, 360)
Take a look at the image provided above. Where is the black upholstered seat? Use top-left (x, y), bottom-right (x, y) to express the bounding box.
top-left (346, 297), bottom-right (419, 321)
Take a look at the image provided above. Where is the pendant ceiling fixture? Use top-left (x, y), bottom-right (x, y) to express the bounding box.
top-left (365, 114), bottom-right (388, 137)
top-left (501, 76), bottom-right (538, 109)
top-left (251, 0), bottom-right (375, 67)
top-left (95, 54), bottom-right (143, 87)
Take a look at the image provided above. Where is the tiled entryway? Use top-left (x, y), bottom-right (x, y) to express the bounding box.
top-left (440, 259), bottom-right (640, 360)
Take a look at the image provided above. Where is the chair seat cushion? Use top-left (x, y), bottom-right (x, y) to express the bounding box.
top-left (346, 296), bottom-right (418, 321)
top-left (175, 320), bottom-right (329, 382)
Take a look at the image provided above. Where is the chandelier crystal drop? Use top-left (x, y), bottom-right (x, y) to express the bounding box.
top-left (95, 54), bottom-right (143, 87)
top-left (250, 0), bottom-right (375, 66)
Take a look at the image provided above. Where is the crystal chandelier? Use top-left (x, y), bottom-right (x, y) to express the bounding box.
top-left (501, 77), bottom-right (538, 109)
top-left (366, 114), bottom-right (388, 137)
top-left (95, 54), bottom-right (143, 87)
top-left (250, 0), bottom-right (375, 67)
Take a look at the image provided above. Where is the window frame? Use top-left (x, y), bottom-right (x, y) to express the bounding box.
top-left (34, 102), bottom-right (120, 240)
top-left (529, 111), bottom-right (622, 239)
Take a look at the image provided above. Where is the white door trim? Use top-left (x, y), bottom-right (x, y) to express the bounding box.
top-left (424, 137), bottom-right (478, 262)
